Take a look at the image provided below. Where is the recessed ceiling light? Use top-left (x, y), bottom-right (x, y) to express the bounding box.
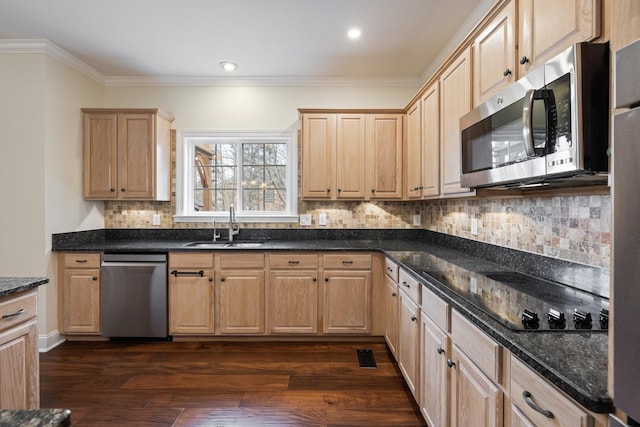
top-left (347, 28), bottom-right (361, 40)
top-left (219, 61), bottom-right (238, 72)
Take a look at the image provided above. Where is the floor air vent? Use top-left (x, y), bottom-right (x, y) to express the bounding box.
top-left (356, 349), bottom-right (377, 368)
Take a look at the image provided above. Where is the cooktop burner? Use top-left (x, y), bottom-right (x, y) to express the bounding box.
top-left (413, 253), bottom-right (609, 332)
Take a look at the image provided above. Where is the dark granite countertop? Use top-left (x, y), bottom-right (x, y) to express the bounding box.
top-left (0, 277), bottom-right (49, 298)
top-left (51, 228), bottom-right (612, 413)
top-left (0, 409), bottom-right (70, 427)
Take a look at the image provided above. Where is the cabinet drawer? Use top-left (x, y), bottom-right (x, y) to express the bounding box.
top-left (398, 269), bottom-right (420, 305)
top-left (451, 309), bottom-right (501, 383)
top-left (270, 254), bottom-right (319, 269)
top-left (421, 286), bottom-right (450, 332)
top-left (511, 356), bottom-right (591, 427)
top-left (0, 290), bottom-right (37, 333)
top-left (324, 253), bottom-right (372, 270)
top-left (219, 253), bottom-right (265, 269)
top-left (62, 252), bottom-right (101, 268)
top-left (170, 253), bottom-right (214, 269)
top-left (385, 258), bottom-right (399, 282)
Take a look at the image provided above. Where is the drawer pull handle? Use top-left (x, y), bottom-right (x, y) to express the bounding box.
top-left (402, 282), bottom-right (410, 288)
top-left (2, 308), bottom-right (25, 319)
top-left (342, 260), bottom-right (353, 265)
top-left (171, 270), bottom-right (204, 277)
top-left (288, 260), bottom-right (300, 265)
top-left (523, 391), bottom-right (554, 419)
top-left (386, 266), bottom-right (392, 271)
top-left (75, 259), bottom-right (88, 263)
top-left (437, 347), bottom-right (445, 355)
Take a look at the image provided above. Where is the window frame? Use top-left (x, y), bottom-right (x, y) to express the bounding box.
top-left (174, 130), bottom-right (298, 223)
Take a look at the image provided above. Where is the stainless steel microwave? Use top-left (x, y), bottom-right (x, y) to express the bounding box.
top-left (460, 42), bottom-right (610, 189)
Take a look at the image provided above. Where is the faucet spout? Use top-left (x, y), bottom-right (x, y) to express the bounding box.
top-left (212, 219), bottom-right (220, 242)
top-left (229, 204), bottom-right (240, 241)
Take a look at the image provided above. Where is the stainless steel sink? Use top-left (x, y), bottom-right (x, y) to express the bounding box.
top-left (183, 241), bottom-right (264, 249)
top-left (223, 242), bottom-right (264, 248)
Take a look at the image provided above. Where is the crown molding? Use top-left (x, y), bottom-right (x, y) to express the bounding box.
top-left (0, 39), bottom-right (105, 84)
top-left (103, 75), bottom-right (423, 88)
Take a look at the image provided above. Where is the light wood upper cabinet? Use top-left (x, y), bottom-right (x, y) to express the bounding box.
top-left (301, 111), bottom-right (403, 201)
top-left (58, 252), bottom-right (101, 335)
top-left (405, 100), bottom-right (422, 199)
top-left (335, 114), bottom-right (367, 199)
top-left (0, 290), bottom-right (39, 409)
top-left (302, 113), bottom-right (335, 199)
top-left (83, 108), bottom-right (174, 201)
top-left (518, 0), bottom-right (601, 75)
top-left (440, 47), bottom-right (475, 197)
top-left (421, 82), bottom-right (441, 198)
top-left (473, 0), bottom-right (517, 105)
top-left (367, 114), bottom-right (403, 199)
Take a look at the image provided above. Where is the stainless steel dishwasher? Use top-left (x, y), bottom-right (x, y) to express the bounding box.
top-left (100, 253), bottom-right (168, 338)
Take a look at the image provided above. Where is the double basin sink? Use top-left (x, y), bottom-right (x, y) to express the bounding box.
top-left (183, 241), bottom-right (265, 249)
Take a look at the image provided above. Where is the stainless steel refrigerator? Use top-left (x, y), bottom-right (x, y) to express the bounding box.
top-left (612, 38), bottom-right (640, 427)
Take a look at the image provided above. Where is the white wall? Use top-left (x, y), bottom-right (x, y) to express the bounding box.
top-left (104, 85), bottom-right (417, 130)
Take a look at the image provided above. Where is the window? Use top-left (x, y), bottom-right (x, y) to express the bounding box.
top-left (175, 130), bottom-right (297, 222)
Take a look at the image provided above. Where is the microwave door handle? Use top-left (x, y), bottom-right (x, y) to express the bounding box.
top-left (522, 89), bottom-right (537, 157)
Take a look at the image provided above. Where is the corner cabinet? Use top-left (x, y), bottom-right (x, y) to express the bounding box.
top-left (0, 289), bottom-right (39, 409)
top-left (82, 108), bottom-right (174, 201)
top-left (300, 110), bottom-right (403, 201)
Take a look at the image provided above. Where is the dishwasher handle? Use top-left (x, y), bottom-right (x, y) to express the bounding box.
top-left (171, 269), bottom-right (204, 277)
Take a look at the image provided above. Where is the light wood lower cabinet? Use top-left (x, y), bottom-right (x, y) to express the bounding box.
top-left (398, 280), bottom-right (420, 398)
top-left (420, 312), bottom-right (450, 427)
top-left (269, 253), bottom-right (319, 334)
top-left (0, 290), bottom-right (39, 409)
top-left (383, 274), bottom-right (399, 358)
top-left (168, 253), bottom-right (215, 335)
top-left (218, 269), bottom-right (265, 334)
top-left (58, 252), bottom-right (101, 334)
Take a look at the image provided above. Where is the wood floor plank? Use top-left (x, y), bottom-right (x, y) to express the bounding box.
top-left (66, 407), bottom-right (183, 427)
top-left (287, 374), bottom-right (408, 391)
top-left (121, 373), bottom-right (291, 391)
top-left (239, 390), bottom-right (418, 409)
top-left (174, 408), bottom-right (327, 427)
top-left (145, 391), bottom-right (243, 409)
top-left (327, 408), bottom-right (425, 426)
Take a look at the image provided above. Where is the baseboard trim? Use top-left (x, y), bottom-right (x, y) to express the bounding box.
top-left (39, 330), bottom-right (65, 353)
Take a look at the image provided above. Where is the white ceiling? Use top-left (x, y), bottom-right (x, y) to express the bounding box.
top-left (0, 0), bottom-right (492, 85)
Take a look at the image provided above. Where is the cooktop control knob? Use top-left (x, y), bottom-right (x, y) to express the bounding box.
top-left (573, 309), bottom-right (593, 329)
top-left (522, 309), bottom-right (540, 329)
top-left (599, 308), bottom-right (609, 329)
top-left (548, 308), bottom-right (566, 329)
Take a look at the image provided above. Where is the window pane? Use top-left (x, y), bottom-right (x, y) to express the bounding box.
top-left (243, 144), bottom-right (264, 165)
top-left (265, 143), bottom-right (287, 165)
top-left (265, 166), bottom-right (286, 188)
top-left (243, 166), bottom-right (264, 188)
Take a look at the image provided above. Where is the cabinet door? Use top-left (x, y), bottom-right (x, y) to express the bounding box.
top-left (405, 100), bottom-right (422, 199)
top-left (420, 313), bottom-right (450, 427)
top-left (269, 270), bottom-right (318, 334)
top-left (519, 0), bottom-right (600, 74)
top-left (421, 82), bottom-right (440, 198)
top-left (83, 113), bottom-right (118, 199)
top-left (473, 0), bottom-right (517, 105)
top-left (0, 319), bottom-right (39, 409)
top-left (169, 270), bottom-right (215, 334)
top-left (335, 114), bottom-right (367, 199)
top-left (450, 345), bottom-right (503, 427)
top-left (61, 268), bottom-right (100, 334)
top-left (118, 113), bottom-right (155, 199)
top-left (384, 276), bottom-right (399, 358)
top-left (440, 47), bottom-right (475, 196)
top-left (218, 270), bottom-right (265, 334)
top-left (323, 270), bottom-right (371, 334)
top-left (398, 290), bottom-right (420, 397)
top-left (368, 114), bottom-right (403, 199)
top-left (302, 114), bottom-right (335, 199)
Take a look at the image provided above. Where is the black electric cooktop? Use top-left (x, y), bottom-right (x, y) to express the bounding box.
top-left (400, 251), bottom-right (609, 332)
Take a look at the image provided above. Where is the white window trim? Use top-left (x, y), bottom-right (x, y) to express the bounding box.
top-left (174, 130), bottom-right (298, 223)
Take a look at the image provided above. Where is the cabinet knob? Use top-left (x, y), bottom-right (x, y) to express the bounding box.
top-left (208, 277), bottom-right (213, 282)
top-left (411, 316), bottom-right (417, 322)
top-left (392, 292), bottom-right (397, 297)
top-left (437, 347), bottom-right (445, 355)
top-left (519, 56), bottom-right (530, 65)
top-left (92, 276), bottom-right (98, 281)
top-left (338, 188), bottom-right (342, 193)
top-left (121, 188), bottom-right (126, 192)
top-left (313, 277), bottom-right (317, 282)
top-left (221, 277), bottom-right (225, 282)
top-left (325, 278), bottom-right (329, 282)
top-left (327, 189), bottom-right (331, 193)
top-left (503, 68), bottom-right (512, 77)
top-left (110, 188), bottom-right (115, 192)
top-left (371, 189), bottom-right (375, 193)
top-left (447, 359), bottom-right (455, 368)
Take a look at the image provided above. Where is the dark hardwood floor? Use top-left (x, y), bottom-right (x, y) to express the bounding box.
top-left (40, 340), bottom-right (425, 426)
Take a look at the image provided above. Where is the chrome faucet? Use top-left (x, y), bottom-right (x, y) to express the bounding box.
top-left (229, 204), bottom-right (240, 241)
top-left (212, 219), bottom-right (220, 242)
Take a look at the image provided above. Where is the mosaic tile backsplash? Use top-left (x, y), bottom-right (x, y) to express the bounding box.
top-left (104, 194), bottom-right (611, 269)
